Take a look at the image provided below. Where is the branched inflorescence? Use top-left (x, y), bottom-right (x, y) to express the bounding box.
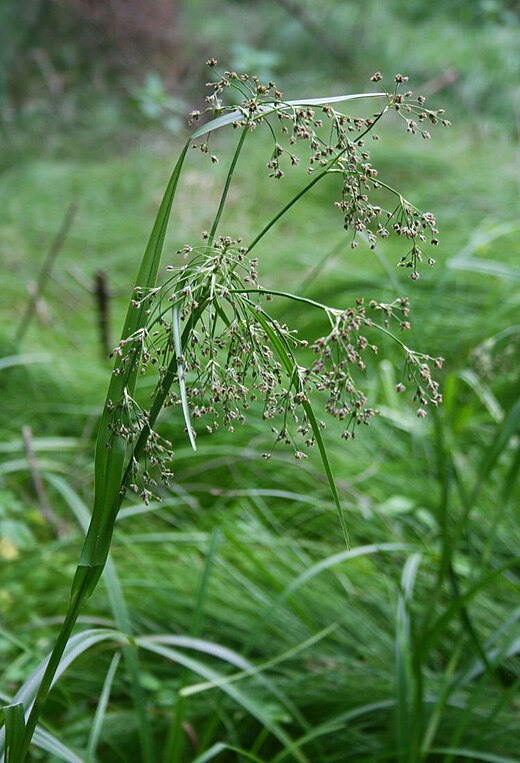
top-left (107, 63), bottom-right (448, 501)
top-left (191, 64), bottom-right (449, 277)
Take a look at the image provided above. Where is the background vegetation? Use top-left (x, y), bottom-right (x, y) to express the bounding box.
top-left (1, 1), bottom-right (520, 761)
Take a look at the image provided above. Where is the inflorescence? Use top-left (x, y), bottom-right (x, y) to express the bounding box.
top-left (107, 62), bottom-right (447, 502)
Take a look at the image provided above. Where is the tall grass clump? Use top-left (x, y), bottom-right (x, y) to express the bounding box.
top-left (0, 63), bottom-right (450, 761)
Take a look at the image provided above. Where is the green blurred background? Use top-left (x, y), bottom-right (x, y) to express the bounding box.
top-left (1, 1), bottom-right (520, 761)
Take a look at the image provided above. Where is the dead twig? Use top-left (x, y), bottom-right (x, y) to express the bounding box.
top-left (94, 269), bottom-right (112, 358)
top-left (15, 202), bottom-right (78, 343)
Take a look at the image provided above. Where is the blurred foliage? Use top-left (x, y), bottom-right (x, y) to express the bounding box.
top-left (131, 72), bottom-right (188, 134)
top-left (395, 0), bottom-right (520, 23)
top-left (1, 0), bottom-right (520, 140)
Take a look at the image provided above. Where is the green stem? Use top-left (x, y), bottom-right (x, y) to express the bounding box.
top-left (209, 126), bottom-right (248, 242)
top-left (19, 566), bottom-right (98, 760)
top-left (248, 168), bottom-right (326, 253)
top-left (247, 109), bottom-right (386, 252)
top-left (230, 287), bottom-right (417, 357)
top-left (229, 287), bottom-right (330, 312)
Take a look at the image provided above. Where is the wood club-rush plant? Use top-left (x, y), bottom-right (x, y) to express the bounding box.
top-left (0, 63), bottom-right (449, 761)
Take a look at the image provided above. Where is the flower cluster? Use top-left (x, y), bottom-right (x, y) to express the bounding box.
top-left (107, 235), bottom-right (443, 488)
top-left (190, 62), bottom-right (448, 280)
top-left (104, 388), bottom-right (175, 503)
top-left (103, 65), bottom-right (448, 500)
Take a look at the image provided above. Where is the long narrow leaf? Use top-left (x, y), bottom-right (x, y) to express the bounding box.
top-left (83, 139), bottom-right (191, 574)
top-left (85, 652), bottom-right (121, 762)
top-left (48, 474), bottom-right (154, 763)
top-left (248, 303), bottom-right (349, 544)
top-left (0, 630), bottom-right (128, 760)
top-left (2, 704), bottom-right (24, 763)
top-left (192, 743), bottom-right (266, 763)
top-left (181, 624), bottom-right (336, 697)
top-left (163, 529), bottom-right (220, 763)
top-left (32, 727), bottom-right (84, 763)
top-left (191, 92), bottom-right (385, 138)
top-left (172, 305), bottom-right (197, 451)
top-left (244, 543), bottom-right (408, 656)
top-left (137, 639), bottom-right (308, 763)
top-left (147, 633), bottom-right (311, 736)
top-left (302, 399), bottom-right (349, 546)
top-left (431, 749), bottom-right (520, 763)
top-left (395, 554), bottom-right (422, 763)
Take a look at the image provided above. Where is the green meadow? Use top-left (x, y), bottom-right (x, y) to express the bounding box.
top-left (1, 2), bottom-right (519, 761)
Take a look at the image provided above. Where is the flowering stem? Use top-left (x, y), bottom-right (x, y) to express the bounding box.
top-left (247, 109), bottom-right (386, 252)
top-left (209, 126), bottom-right (248, 243)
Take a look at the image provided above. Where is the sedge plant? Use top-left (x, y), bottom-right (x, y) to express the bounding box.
top-left (0, 62), bottom-right (450, 761)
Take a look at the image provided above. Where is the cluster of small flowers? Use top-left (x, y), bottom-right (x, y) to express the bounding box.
top-left (398, 352), bottom-right (444, 417)
top-left (110, 326), bottom-right (158, 377)
top-left (191, 62), bottom-right (447, 281)
top-left (303, 296), bottom-right (439, 437)
top-left (394, 208), bottom-right (439, 280)
top-left (161, 240), bottom-right (306, 445)
top-left (334, 156), bottom-right (440, 280)
top-left (368, 297), bottom-right (443, 416)
top-left (338, 72), bottom-right (448, 277)
top-left (189, 59), bottom-right (284, 162)
top-left (191, 60), bottom-right (386, 180)
top-left (104, 389), bottom-right (174, 503)
top-left (372, 71), bottom-right (451, 132)
top-left (271, 103), bottom-right (376, 180)
top-left (103, 66), bottom-right (448, 497)
top-left (107, 226), bottom-right (445, 481)
top-left (164, 237), bottom-right (445, 454)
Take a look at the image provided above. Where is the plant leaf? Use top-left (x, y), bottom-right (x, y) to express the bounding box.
top-left (2, 704), bottom-right (25, 763)
top-left (191, 92), bottom-right (385, 139)
top-left (172, 305), bottom-right (197, 451)
top-left (85, 652), bottom-right (121, 763)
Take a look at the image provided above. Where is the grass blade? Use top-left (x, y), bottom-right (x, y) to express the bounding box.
top-left (163, 529), bottom-right (221, 762)
top-left (149, 632), bottom-right (313, 740)
top-left (2, 704), bottom-right (25, 763)
top-left (244, 543), bottom-right (408, 656)
top-left (302, 399), bottom-right (349, 546)
top-left (0, 354), bottom-right (49, 371)
top-left (271, 701), bottom-right (396, 763)
top-left (48, 474), bottom-right (154, 763)
top-left (85, 652), bottom-right (121, 762)
top-left (0, 630), bottom-right (129, 759)
top-left (395, 553), bottom-right (422, 763)
top-left (192, 742), bottom-right (266, 763)
top-left (137, 639), bottom-right (309, 763)
top-left (172, 304), bottom-right (197, 451)
top-left (32, 728), bottom-right (84, 763)
top-left (181, 624), bottom-right (336, 698)
top-left (84, 138), bottom-right (191, 575)
top-left (473, 396), bottom-right (520, 496)
top-left (431, 749), bottom-right (520, 763)
top-left (417, 559), bottom-right (520, 661)
top-left (191, 92), bottom-right (385, 139)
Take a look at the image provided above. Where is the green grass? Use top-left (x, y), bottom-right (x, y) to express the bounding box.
top-left (1, 48), bottom-right (520, 763)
